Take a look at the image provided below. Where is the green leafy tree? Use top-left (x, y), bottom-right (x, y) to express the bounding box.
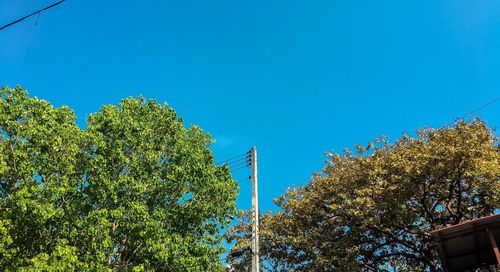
top-left (227, 120), bottom-right (500, 271)
top-left (0, 86), bottom-right (238, 271)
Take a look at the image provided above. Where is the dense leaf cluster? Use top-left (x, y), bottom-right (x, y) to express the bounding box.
top-left (227, 120), bottom-right (500, 271)
top-left (0, 86), bottom-right (238, 271)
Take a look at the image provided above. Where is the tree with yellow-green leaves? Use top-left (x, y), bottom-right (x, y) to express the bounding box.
top-left (0, 86), bottom-right (238, 271)
top-left (227, 120), bottom-right (500, 271)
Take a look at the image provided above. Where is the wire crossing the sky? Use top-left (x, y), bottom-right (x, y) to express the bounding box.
top-left (460, 96), bottom-right (500, 120)
top-left (217, 150), bottom-right (252, 175)
top-left (442, 96), bottom-right (500, 129)
top-left (0, 0), bottom-right (66, 31)
top-left (218, 150), bottom-right (251, 165)
top-left (227, 159), bottom-right (251, 169)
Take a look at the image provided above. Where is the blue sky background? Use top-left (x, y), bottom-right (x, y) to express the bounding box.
top-left (1, 0), bottom-right (500, 227)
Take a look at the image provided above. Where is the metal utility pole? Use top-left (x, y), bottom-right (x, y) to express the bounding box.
top-left (250, 147), bottom-right (260, 272)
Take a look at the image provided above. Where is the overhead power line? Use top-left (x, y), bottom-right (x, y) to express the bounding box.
top-left (228, 159), bottom-right (251, 168)
top-left (0, 0), bottom-right (66, 31)
top-left (225, 155), bottom-right (251, 166)
top-left (459, 96), bottom-right (500, 120)
top-left (218, 151), bottom-right (251, 165)
top-left (230, 165), bottom-right (251, 173)
top-left (443, 96), bottom-right (500, 128)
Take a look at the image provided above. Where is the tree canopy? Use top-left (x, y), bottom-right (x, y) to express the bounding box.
top-left (0, 86), bottom-right (238, 271)
top-left (227, 120), bottom-right (500, 271)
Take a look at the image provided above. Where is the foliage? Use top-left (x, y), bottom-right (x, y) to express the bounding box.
top-left (0, 86), bottom-right (238, 271)
top-left (227, 120), bottom-right (500, 271)
top-left (476, 265), bottom-right (500, 272)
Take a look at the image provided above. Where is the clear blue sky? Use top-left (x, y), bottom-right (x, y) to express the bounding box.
top-left (1, 0), bottom-right (499, 216)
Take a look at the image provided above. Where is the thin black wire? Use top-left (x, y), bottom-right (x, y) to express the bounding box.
top-left (221, 98), bottom-right (500, 272)
top-left (0, 0), bottom-right (66, 31)
top-left (230, 165), bottom-right (251, 173)
top-left (223, 155), bottom-right (251, 165)
top-left (218, 151), bottom-right (251, 165)
top-left (235, 97), bottom-right (500, 230)
top-left (220, 157), bottom-right (250, 167)
top-left (221, 152), bottom-right (249, 163)
top-left (226, 157), bottom-right (251, 166)
top-left (35, 12), bottom-right (41, 26)
top-left (442, 96), bottom-right (500, 128)
top-left (460, 96), bottom-right (500, 119)
top-left (228, 165), bottom-right (250, 173)
top-left (228, 160), bottom-right (251, 169)
top-left (230, 167), bottom-right (248, 173)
